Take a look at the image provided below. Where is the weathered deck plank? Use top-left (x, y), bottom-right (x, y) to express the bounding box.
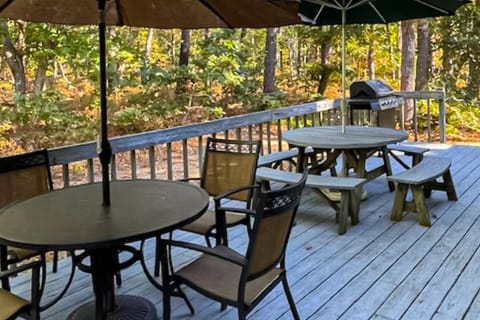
top-left (7, 144), bottom-right (480, 320)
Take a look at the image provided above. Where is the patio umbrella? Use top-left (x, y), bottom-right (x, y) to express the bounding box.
top-left (298, 0), bottom-right (469, 133)
top-left (0, 0), bottom-right (302, 206)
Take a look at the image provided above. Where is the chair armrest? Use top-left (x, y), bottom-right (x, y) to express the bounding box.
top-left (177, 177), bottom-right (201, 183)
top-left (163, 240), bottom-right (247, 266)
top-left (0, 260), bottom-right (42, 280)
top-left (213, 184), bottom-right (259, 204)
top-left (215, 206), bottom-right (256, 216)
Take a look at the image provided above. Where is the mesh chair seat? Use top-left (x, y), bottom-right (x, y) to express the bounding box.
top-left (181, 210), bottom-right (249, 235)
top-left (0, 289), bottom-right (30, 319)
top-left (176, 245), bottom-right (282, 306)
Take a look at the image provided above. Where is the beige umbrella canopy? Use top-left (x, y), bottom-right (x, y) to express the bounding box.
top-left (0, 0), bottom-right (302, 205)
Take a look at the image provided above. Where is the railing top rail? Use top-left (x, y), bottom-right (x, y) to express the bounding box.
top-left (48, 100), bottom-right (337, 165)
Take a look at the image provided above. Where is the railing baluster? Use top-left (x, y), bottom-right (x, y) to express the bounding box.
top-left (149, 146), bottom-right (156, 179)
top-left (87, 159), bottom-right (94, 183)
top-left (130, 150), bottom-right (137, 179)
top-left (62, 164), bottom-right (69, 188)
top-left (197, 137), bottom-right (203, 176)
top-left (182, 139), bottom-right (188, 179)
top-left (111, 154), bottom-right (117, 181)
top-left (167, 143), bottom-right (173, 180)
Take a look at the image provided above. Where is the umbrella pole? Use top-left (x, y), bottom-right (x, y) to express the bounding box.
top-left (341, 7), bottom-right (346, 134)
top-left (98, 0), bottom-right (112, 206)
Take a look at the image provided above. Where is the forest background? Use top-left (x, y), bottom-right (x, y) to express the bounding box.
top-left (1, 2), bottom-right (480, 155)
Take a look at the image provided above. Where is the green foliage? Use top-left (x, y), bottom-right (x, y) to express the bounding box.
top-left (261, 91), bottom-right (288, 110)
top-left (1, 5), bottom-right (480, 151)
top-left (0, 90), bottom-right (95, 149)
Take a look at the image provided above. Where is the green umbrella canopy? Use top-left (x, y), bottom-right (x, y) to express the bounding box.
top-left (298, 0), bottom-right (470, 133)
top-left (299, 0), bottom-right (470, 25)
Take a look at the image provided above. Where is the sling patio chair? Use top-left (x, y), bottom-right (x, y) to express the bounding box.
top-left (160, 171), bottom-right (307, 320)
top-left (0, 260), bottom-right (42, 320)
top-left (0, 149), bottom-right (59, 292)
top-left (154, 137), bottom-right (261, 276)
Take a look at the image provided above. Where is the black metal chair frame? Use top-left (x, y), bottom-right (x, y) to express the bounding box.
top-left (0, 149), bottom-right (75, 311)
top-left (0, 260), bottom-right (42, 320)
top-left (154, 138), bottom-right (261, 277)
top-left (161, 171), bottom-right (307, 320)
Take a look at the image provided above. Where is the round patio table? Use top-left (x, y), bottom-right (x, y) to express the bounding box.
top-left (0, 179), bottom-right (210, 320)
top-left (283, 125), bottom-right (408, 190)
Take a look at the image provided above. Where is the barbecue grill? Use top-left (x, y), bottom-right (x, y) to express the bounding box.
top-left (348, 79), bottom-right (404, 128)
top-left (349, 80), bottom-right (404, 111)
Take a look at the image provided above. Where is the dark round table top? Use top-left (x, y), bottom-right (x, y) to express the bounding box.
top-left (282, 125), bottom-right (408, 149)
top-left (0, 180), bottom-right (209, 251)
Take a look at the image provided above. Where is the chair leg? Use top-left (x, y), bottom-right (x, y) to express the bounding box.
top-left (282, 276), bottom-right (300, 320)
top-left (154, 235), bottom-right (162, 277)
top-left (31, 262), bottom-right (41, 320)
top-left (0, 245), bottom-right (10, 291)
top-left (237, 308), bottom-right (247, 320)
top-left (114, 252), bottom-right (122, 287)
top-left (52, 251), bottom-right (58, 273)
top-left (176, 285), bottom-right (195, 315)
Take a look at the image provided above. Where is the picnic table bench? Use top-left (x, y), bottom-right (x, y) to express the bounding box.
top-left (387, 143), bottom-right (430, 169)
top-left (387, 156), bottom-right (457, 227)
top-left (256, 167), bottom-right (366, 235)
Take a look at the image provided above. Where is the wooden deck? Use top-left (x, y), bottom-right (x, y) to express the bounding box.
top-left (9, 143), bottom-right (480, 320)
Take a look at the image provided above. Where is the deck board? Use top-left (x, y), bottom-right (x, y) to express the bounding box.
top-left (7, 144), bottom-right (480, 320)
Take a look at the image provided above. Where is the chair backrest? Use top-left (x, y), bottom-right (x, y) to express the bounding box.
top-left (0, 149), bottom-right (53, 208)
top-left (244, 171), bottom-right (307, 280)
top-left (201, 137), bottom-right (261, 202)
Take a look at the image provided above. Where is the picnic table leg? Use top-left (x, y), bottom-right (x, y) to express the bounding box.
top-left (338, 192), bottom-right (350, 235)
top-left (349, 189), bottom-right (360, 225)
top-left (412, 185), bottom-right (431, 227)
top-left (381, 146), bottom-right (395, 192)
top-left (391, 183), bottom-right (408, 222)
top-left (443, 170), bottom-right (458, 201)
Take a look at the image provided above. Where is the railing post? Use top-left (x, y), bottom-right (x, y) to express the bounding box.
top-left (438, 89), bottom-right (446, 143)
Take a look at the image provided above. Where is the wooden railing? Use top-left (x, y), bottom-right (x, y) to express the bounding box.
top-left (46, 91), bottom-right (446, 188)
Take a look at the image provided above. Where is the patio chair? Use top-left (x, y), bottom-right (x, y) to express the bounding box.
top-left (154, 138), bottom-right (261, 276)
top-left (0, 260), bottom-right (42, 320)
top-left (0, 149), bottom-right (58, 291)
top-left (161, 171), bottom-right (307, 320)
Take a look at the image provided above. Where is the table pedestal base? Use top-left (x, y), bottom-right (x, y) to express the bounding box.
top-left (67, 295), bottom-right (157, 320)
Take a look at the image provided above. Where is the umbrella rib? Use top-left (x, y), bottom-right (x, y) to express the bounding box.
top-left (304, 0), bottom-right (343, 10)
top-left (0, 0), bottom-right (14, 13)
top-left (312, 5), bottom-right (326, 24)
top-left (367, 2), bottom-right (387, 23)
top-left (347, 0), bottom-right (371, 10)
top-left (414, 0), bottom-right (450, 14)
top-left (199, 0), bottom-right (234, 29)
top-left (113, 0), bottom-right (125, 25)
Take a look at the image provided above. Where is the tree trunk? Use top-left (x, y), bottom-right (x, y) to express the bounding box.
top-left (400, 20), bottom-right (416, 128)
top-left (144, 28), bottom-right (154, 66)
top-left (34, 55), bottom-right (49, 94)
top-left (415, 19), bottom-right (430, 91)
top-left (367, 45), bottom-right (375, 80)
top-left (263, 27), bottom-right (278, 94)
top-left (176, 29), bottom-right (191, 94)
top-left (317, 43), bottom-right (332, 95)
top-left (0, 20), bottom-right (26, 96)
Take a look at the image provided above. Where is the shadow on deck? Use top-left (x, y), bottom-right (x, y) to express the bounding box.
top-left (9, 143), bottom-right (480, 320)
